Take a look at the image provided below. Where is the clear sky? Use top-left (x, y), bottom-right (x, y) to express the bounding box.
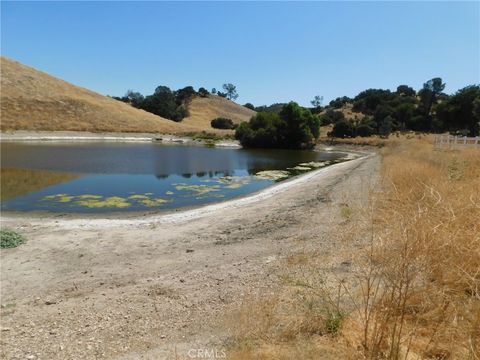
top-left (1, 1), bottom-right (479, 106)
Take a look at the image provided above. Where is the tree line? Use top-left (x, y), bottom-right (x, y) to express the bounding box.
top-left (243, 78), bottom-right (479, 139)
top-left (323, 79), bottom-right (480, 138)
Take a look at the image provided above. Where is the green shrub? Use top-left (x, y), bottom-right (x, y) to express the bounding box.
top-left (356, 123), bottom-right (375, 137)
top-left (0, 229), bottom-right (25, 249)
top-left (198, 87), bottom-right (209, 97)
top-left (325, 310), bottom-right (346, 335)
top-left (329, 120), bottom-right (355, 138)
top-left (319, 109), bottom-right (345, 125)
top-left (211, 117), bottom-right (235, 129)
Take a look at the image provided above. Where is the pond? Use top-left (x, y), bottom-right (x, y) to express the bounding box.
top-left (0, 142), bottom-right (349, 213)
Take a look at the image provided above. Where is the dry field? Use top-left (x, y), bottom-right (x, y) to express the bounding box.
top-left (227, 137), bottom-right (480, 359)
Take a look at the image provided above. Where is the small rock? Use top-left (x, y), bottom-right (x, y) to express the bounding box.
top-left (45, 300), bottom-right (57, 305)
top-left (186, 249), bottom-right (194, 253)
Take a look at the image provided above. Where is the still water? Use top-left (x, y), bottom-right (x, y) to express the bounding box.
top-left (1, 142), bottom-right (348, 213)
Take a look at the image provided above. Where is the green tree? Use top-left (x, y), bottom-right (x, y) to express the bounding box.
top-left (311, 95), bottom-right (324, 109)
top-left (393, 103), bottom-right (415, 130)
top-left (419, 77), bottom-right (445, 117)
top-left (379, 115), bottom-right (394, 137)
top-left (198, 87), bottom-right (209, 97)
top-left (329, 96), bottom-right (351, 109)
top-left (124, 90), bottom-right (145, 108)
top-left (356, 123), bottom-right (375, 137)
top-left (142, 86), bottom-right (178, 120)
top-left (235, 102), bottom-right (320, 149)
top-left (175, 86), bottom-right (196, 104)
top-left (436, 85), bottom-right (480, 136)
top-left (222, 83), bottom-right (239, 101)
top-left (373, 104), bottom-right (394, 130)
top-left (329, 120), bottom-right (355, 138)
top-left (352, 89), bottom-right (395, 115)
top-left (396, 85), bottom-right (416, 97)
top-left (319, 109), bottom-right (345, 125)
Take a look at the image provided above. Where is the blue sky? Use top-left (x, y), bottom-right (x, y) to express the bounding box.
top-left (1, 1), bottom-right (479, 106)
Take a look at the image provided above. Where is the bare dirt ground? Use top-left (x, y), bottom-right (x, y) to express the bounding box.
top-left (0, 153), bottom-right (379, 360)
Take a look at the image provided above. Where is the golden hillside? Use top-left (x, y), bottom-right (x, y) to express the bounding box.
top-left (183, 95), bottom-right (255, 129)
top-left (0, 57), bottom-right (250, 134)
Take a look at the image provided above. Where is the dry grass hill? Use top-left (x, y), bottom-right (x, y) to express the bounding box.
top-left (184, 95), bottom-right (255, 129)
top-left (0, 57), bottom-right (253, 134)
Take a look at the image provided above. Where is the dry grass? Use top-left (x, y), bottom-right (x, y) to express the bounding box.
top-left (0, 57), bottom-right (250, 135)
top-left (318, 126), bottom-right (434, 148)
top-left (226, 138), bottom-right (479, 359)
top-left (348, 140), bottom-right (480, 360)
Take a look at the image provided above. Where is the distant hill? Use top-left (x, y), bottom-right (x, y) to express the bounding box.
top-left (0, 57), bottom-right (251, 134)
top-left (183, 95), bottom-right (255, 129)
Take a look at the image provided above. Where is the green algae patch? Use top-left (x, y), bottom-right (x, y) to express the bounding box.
top-left (288, 166), bottom-right (311, 171)
top-left (165, 191), bottom-right (174, 195)
top-left (299, 161), bottom-right (326, 168)
top-left (175, 184), bottom-right (221, 196)
top-left (41, 194), bottom-right (74, 203)
top-left (137, 197), bottom-right (170, 207)
top-left (76, 194), bottom-right (103, 199)
top-left (217, 176), bottom-right (252, 189)
top-left (254, 170), bottom-right (290, 181)
top-left (39, 193), bottom-right (172, 209)
top-left (76, 196), bottom-right (131, 208)
top-left (129, 194), bottom-right (149, 199)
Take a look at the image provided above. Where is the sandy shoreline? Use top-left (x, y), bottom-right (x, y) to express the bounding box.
top-left (0, 130), bottom-right (241, 147)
